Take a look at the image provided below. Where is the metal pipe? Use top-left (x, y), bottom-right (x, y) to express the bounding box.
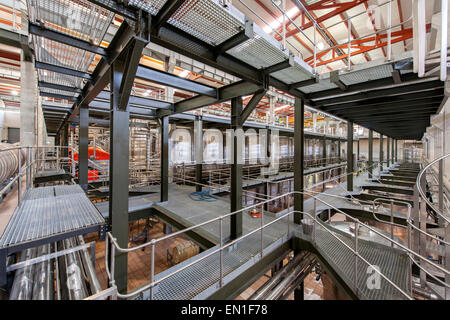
top-left (9, 248), bottom-right (36, 300)
top-left (250, 252), bottom-right (308, 300)
top-left (265, 252), bottom-right (315, 300)
top-left (32, 244), bottom-right (52, 300)
top-left (76, 236), bottom-right (101, 295)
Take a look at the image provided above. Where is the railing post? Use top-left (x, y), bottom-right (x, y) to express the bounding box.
top-left (354, 221), bottom-right (359, 294)
top-left (260, 203), bottom-right (264, 259)
top-left (312, 197), bottom-right (317, 244)
top-left (407, 216), bottom-right (413, 295)
top-left (110, 239), bottom-right (116, 287)
top-left (151, 240), bottom-right (155, 299)
top-left (219, 216), bottom-right (223, 288)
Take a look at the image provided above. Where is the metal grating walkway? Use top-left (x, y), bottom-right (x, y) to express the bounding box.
top-left (0, 185), bottom-right (104, 248)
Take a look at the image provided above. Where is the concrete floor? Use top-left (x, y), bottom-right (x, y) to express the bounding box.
top-left (0, 176), bottom-right (26, 235)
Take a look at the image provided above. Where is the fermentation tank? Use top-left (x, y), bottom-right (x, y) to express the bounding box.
top-left (0, 143), bottom-right (26, 185)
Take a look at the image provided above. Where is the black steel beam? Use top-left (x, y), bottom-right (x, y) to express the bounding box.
top-left (307, 73), bottom-right (419, 99)
top-left (29, 22), bottom-right (107, 56)
top-left (262, 55), bottom-right (294, 74)
top-left (315, 81), bottom-right (443, 107)
top-left (135, 65), bottom-right (217, 97)
top-left (214, 18), bottom-right (253, 57)
top-left (240, 89), bottom-right (267, 125)
top-left (294, 97), bottom-right (304, 224)
top-left (39, 91), bottom-right (77, 101)
top-left (153, 0), bottom-right (186, 32)
top-left (95, 90), bottom-right (173, 110)
top-left (322, 89), bottom-right (444, 112)
top-left (230, 97), bottom-right (243, 239)
top-left (42, 105), bottom-right (72, 113)
top-left (159, 80), bottom-right (262, 116)
top-left (35, 61), bottom-right (92, 80)
top-left (289, 78), bottom-right (318, 90)
top-left (38, 81), bottom-right (82, 94)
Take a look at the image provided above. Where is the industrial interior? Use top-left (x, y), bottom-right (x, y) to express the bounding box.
top-left (0, 0), bottom-right (448, 301)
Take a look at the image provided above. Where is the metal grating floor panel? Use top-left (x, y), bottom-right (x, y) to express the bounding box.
top-left (37, 69), bottom-right (85, 89)
top-left (0, 187), bottom-right (104, 248)
top-left (54, 185), bottom-right (85, 196)
top-left (28, 0), bottom-right (114, 44)
top-left (168, 0), bottom-right (244, 46)
top-left (34, 36), bottom-right (97, 73)
top-left (227, 34), bottom-right (287, 69)
top-left (127, 0), bottom-right (168, 15)
top-left (310, 225), bottom-right (410, 300)
top-left (23, 187), bottom-right (55, 200)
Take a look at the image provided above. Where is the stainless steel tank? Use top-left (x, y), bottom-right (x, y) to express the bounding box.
top-left (0, 143), bottom-right (26, 184)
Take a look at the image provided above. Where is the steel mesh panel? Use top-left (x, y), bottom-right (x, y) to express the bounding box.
top-left (23, 186), bottom-right (55, 200)
top-left (127, 0), bottom-right (168, 15)
top-left (40, 88), bottom-right (79, 98)
top-left (271, 65), bottom-right (313, 85)
top-left (28, 0), bottom-right (113, 44)
top-left (37, 69), bottom-right (85, 89)
top-left (340, 64), bottom-right (394, 86)
top-left (227, 35), bottom-right (287, 69)
top-left (34, 36), bottom-right (95, 73)
top-left (168, 0), bottom-right (244, 46)
top-left (0, 191), bottom-right (104, 247)
top-left (299, 78), bottom-right (338, 94)
top-left (54, 185), bottom-right (85, 196)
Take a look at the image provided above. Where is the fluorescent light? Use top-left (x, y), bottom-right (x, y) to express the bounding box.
top-left (143, 90), bottom-right (150, 97)
top-left (263, 7), bottom-right (300, 34)
top-left (11, 90), bottom-right (18, 95)
top-left (179, 69), bottom-right (190, 78)
top-left (317, 42), bottom-right (325, 50)
top-left (274, 104), bottom-right (290, 112)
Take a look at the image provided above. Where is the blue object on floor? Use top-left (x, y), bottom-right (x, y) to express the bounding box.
top-left (189, 190), bottom-right (218, 202)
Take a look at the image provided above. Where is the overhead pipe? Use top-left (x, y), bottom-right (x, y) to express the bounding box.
top-left (250, 251), bottom-right (310, 300)
top-left (265, 252), bottom-right (316, 300)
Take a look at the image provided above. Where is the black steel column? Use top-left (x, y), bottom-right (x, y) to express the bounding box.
top-left (294, 97), bottom-right (304, 224)
top-left (357, 139), bottom-right (360, 163)
top-left (230, 97), bottom-right (243, 239)
top-left (63, 124), bottom-right (69, 158)
top-left (322, 136), bottom-right (327, 165)
top-left (387, 136), bottom-right (390, 167)
top-left (109, 59), bottom-right (130, 293)
top-left (194, 116), bottom-right (203, 192)
top-left (161, 116), bottom-right (169, 202)
top-left (79, 105), bottom-right (89, 192)
top-left (379, 134), bottom-right (384, 171)
top-left (368, 129), bottom-right (373, 179)
top-left (347, 122), bottom-right (353, 192)
top-left (294, 282), bottom-right (305, 300)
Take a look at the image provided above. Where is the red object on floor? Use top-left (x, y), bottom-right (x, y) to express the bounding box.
top-left (250, 210), bottom-right (262, 218)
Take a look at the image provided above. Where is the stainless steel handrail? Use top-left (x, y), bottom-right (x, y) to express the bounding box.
top-left (416, 153), bottom-right (450, 224)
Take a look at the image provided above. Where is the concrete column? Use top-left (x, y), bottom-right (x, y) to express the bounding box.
top-left (312, 112), bottom-right (317, 133)
top-left (194, 117), bottom-right (203, 192)
top-left (294, 97), bottom-right (304, 224)
top-left (20, 58), bottom-right (37, 146)
top-left (347, 122), bottom-right (353, 192)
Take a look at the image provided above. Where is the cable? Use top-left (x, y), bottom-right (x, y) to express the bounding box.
top-left (188, 190), bottom-right (218, 202)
